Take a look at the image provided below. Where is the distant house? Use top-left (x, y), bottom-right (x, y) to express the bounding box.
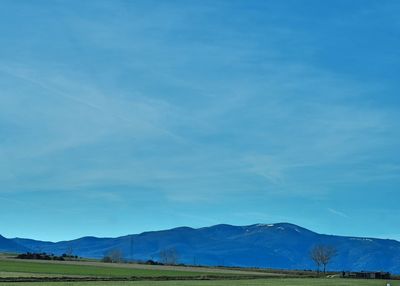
top-left (341, 271), bottom-right (391, 279)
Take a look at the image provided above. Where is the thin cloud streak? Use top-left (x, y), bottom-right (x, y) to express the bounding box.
top-left (328, 208), bottom-right (349, 219)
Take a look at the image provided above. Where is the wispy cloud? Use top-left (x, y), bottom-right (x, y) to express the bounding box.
top-left (328, 208), bottom-right (349, 218)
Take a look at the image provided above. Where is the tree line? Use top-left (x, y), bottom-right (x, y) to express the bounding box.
top-left (102, 247), bottom-right (180, 265)
top-left (16, 252), bottom-right (79, 261)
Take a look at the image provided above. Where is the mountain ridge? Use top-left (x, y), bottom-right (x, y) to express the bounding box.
top-left (2, 223), bottom-right (400, 273)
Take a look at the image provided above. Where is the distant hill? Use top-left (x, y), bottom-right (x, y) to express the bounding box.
top-left (3, 223), bottom-right (400, 273)
top-left (0, 234), bottom-right (29, 253)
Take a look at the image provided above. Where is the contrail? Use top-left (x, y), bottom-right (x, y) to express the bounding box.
top-left (0, 65), bottom-right (184, 142)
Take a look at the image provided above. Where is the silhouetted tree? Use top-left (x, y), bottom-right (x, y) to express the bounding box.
top-left (310, 245), bottom-right (337, 275)
top-left (102, 248), bottom-right (123, 263)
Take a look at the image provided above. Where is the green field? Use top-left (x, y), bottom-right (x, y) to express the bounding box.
top-left (0, 279), bottom-right (399, 286)
top-left (0, 256), bottom-right (398, 286)
top-left (0, 259), bottom-right (215, 277)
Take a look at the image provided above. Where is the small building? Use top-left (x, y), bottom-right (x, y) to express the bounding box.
top-left (342, 271), bottom-right (391, 279)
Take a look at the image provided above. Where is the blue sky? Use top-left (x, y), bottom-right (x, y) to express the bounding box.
top-left (1, 0), bottom-right (400, 242)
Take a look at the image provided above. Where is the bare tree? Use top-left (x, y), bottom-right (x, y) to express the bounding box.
top-left (103, 248), bottom-right (124, 263)
top-left (159, 247), bottom-right (179, 265)
top-left (310, 246), bottom-right (322, 274)
top-left (310, 245), bottom-right (337, 275)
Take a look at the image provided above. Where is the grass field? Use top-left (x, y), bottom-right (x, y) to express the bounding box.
top-left (0, 259), bottom-right (239, 278)
top-left (0, 255), bottom-right (398, 286)
top-left (0, 279), bottom-right (399, 286)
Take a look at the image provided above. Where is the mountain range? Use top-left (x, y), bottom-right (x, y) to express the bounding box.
top-left (2, 223), bottom-right (400, 273)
